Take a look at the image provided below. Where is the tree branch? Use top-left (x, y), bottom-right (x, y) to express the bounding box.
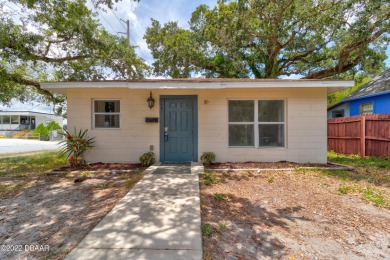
top-left (6, 73), bottom-right (62, 103)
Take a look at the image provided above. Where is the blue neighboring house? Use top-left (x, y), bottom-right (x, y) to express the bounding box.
top-left (328, 68), bottom-right (390, 118)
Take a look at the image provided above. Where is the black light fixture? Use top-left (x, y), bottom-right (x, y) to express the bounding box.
top-left (147, 91), bottom-right (155, 109)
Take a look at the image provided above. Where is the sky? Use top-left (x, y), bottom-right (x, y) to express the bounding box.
top-left (1, 0), bottom-right (389, 113)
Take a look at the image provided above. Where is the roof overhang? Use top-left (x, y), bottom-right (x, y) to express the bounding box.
top-left (41, 79), bottom-right (354, 95)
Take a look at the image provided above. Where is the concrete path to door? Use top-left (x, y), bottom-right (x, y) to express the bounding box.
top-left (66, 162), bottom-right (204, 260)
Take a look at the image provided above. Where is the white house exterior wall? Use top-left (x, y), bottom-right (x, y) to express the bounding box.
top-left (67, 87), bottom-right (328, 164)
top-left (0, 113), bottom-right (63, 130)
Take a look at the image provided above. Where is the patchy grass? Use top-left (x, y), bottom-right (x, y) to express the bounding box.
top-left (363, 187), bottom-right (390, 209)
top-left (0, 151), bottom-right (67, 177)
top-left (320, 170), bottom-right (375, 183)
top-left (325, 152), bottom-right (390, 208)
top-left (0, 151), bottom-right (146, 260)
top-left (125, 173), bottom-right (144, 189)
top-left (213, 193), bottom-right (228, 201)
top-left (201, 223), bottom-right (213, 236)
top-left (328, 151), bottom-right (390, 186)
top-left (199, 172), bottom-right (221, 185)
top-left (0, 181), bottom-right (28, 198)
top-left (0, 151), bottom-right (67, 197)
top-left (218, 223), bottom-right (227, 231)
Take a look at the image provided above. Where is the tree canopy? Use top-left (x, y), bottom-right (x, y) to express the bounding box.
top-left (144, 0), bottom-right (389, 79)
top-left (0, 0), bottom-right (147, 112)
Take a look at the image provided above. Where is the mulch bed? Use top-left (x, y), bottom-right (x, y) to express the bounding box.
top-left (55, 162), bottom-right (146, 172)
top-left (206, 161), bottom-right (338, 169)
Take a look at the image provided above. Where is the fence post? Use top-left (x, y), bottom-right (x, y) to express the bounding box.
top-left (361, 116), bottom-right (366, 157)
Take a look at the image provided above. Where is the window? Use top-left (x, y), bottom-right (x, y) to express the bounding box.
top-left (11, 115), bottom-right (19, 124)
top-left (2, 116), bottom-right (10, 124)
top-left (93, 100), bottom-right (120, 128)
top-left (258, 100), bottom-right (285, 147)
top-left (228, 101), bottom-right (254, 146)
top-left (228, 100), bottom-right (285, 147)
top-left (360, 103), bottom-right (373, 115)
top-left (332, 109), bottom-right (344, 118)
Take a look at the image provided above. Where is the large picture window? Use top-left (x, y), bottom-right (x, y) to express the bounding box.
top-left (228, 100), bottom-right (285, 147)
top-left (93, 100), bottom-right (120, 128)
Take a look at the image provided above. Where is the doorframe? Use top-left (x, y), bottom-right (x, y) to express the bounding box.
top-left (159, 95), bottom-right (198, 162)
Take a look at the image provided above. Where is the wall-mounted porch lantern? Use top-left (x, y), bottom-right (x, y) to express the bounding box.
top-left (147, 91), bottom-right (155, 109)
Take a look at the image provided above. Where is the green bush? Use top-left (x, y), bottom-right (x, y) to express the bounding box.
top-left (139, 152), bottom-right (155, 166)
top-left (46, 121), bottom-right (62, 131)
top-left (32, 122), bottom-right (62, 141)
top-left (32, 123), bottom-right (50, 140)
top-left (200, 152), bottom-right (216, 165)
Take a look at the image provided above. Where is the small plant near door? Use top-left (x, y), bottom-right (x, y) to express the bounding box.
top-left (139, 152), bottom-right (155, 166)
top-left (59, 128), bottom-right (95, 168)
top-left (200, 152), bottom-right (216, 166)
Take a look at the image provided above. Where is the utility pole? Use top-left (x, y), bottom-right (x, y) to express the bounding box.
top-left (119, 19), bottom-right (130, 45)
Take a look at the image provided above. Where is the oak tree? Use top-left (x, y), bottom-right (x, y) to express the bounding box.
top-left (144, 0), bottom-right (389, 79)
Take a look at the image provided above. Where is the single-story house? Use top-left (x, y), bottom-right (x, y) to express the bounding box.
top-left (42, 79), bottom-right (353, 164)
top-left (0, 110), bottom-right (63, 134)
top-left (327, 68), bottom-right (390, 118)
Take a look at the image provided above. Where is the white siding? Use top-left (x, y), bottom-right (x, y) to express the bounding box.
top-left (67, 87), bottom-right (328, 164)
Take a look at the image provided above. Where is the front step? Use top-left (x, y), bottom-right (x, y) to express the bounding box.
top-left (13, 130), bottom-right (32, 139)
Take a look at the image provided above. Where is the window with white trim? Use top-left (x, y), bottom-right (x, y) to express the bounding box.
top-left (228, 100), bottom-right (285, 147)
top-left (93, 100), bottom-right (120, 128)
top-left (360, 103), bottom-right (373, 115)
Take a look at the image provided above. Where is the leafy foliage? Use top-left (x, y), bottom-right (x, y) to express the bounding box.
top-left (59, 128), bottom-right (95, 167)
top-left (144, 0), bottom-right (389, 79)
top-left (139, 152), bottom-right (155, 166)
top-left (327, 76), bottom-right (371, 105)
top-left (200, 152), bottom-right (216, 165)
top-left (32, 123), bottom-right (50, 140)
top-left (0, 0), bottom-right (148, 113)
top-left (32, 121), bottom-right (62, 140)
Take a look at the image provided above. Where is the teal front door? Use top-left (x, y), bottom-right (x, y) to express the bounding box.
top-left (160, 96), bottom-right (198, 162)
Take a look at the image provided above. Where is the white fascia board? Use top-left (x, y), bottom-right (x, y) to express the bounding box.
top-left (41, 80), bottom-right (354, 94)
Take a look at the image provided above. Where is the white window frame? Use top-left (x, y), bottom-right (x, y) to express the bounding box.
top-left (92, 99), bottom-right (121, 129)
top-left (228, 99), bottom-right (286, 148)
top-left (360, 102), bottom-right (373, 115)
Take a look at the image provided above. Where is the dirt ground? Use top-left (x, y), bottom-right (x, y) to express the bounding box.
top-left (55, 163), bottom-right (145, 172)
top-left (0, 171), bottom-right (144, 260)
top-left (200, 170), bottom-right (390, 259)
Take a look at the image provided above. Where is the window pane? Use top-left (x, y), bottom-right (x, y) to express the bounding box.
top-left (228, 100), bottom-right (254, 122)
top-left (360, 103), bottom-right (373, 115)
top-left (229, 124), bottom-right (254, 146)
top-left (258, 100), bottom-right (284, 122)
top-left (95, 115), bottom-right (120, 128)
top-left (94, 100), bottom-right (120, 113)
top-left (11, 115), bottom-right (19, 124)
top-left (2, 116), bottom-right (10, 124)
top-left (259, 124), bottom-right (284, 147)
top-left (332, 110), bottom-right (344, 118)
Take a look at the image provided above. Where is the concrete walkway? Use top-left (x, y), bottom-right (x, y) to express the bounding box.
top-left (66, 163), bottom-right (203, 260)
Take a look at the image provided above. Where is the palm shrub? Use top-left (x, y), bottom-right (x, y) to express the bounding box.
top-left (59, 128), bottom-right (95, 167)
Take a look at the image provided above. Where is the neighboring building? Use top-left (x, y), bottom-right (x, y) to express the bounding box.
top-left (0, 111), bottom-right (63, 134)
top-left (42, 79), bottom-right (353, 164)
top-left (328, 68), bottom-right (390, 118)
